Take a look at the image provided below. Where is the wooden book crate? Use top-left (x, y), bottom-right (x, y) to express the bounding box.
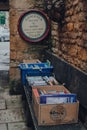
top-left (32, 86), bottom-right (79, 126)
top-left (23, 59), bottom-right (41, 63)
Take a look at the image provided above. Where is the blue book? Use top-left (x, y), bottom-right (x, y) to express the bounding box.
top-left (40, 93), bottom-right (77, 104)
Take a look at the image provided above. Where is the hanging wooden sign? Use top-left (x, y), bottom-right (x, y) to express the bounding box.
top-left (18, 9), bottom-right (50, 43)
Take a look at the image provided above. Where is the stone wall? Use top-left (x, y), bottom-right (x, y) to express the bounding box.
top-left (9, 0), bottom-right (87, 81)
top-left (9, 0), bottom-right (49, 80)
top-left (52, 0), bottom-right (87, 73)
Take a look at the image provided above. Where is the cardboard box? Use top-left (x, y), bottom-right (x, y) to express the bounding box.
top-left (32, 86), bottom-right (79, 126)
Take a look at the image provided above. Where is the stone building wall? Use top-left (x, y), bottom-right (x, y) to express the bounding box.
top-left (9, 0), bottom-right (49, 80)
top-left (52, 0), bottom-right (87, 73)
top-left (9, 0), bottom-right (87, 82)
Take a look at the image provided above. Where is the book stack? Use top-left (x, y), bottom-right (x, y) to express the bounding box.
top-left (26, 76), bottom-right (48, 86)
top-left (26, 76), bottom-right (59, 101)
top-left (26, 76), bottom-right (59, 86)
top-left (33, 88), bottom-right (77, 104)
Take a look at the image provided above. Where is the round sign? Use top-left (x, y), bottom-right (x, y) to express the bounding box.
top-left (18, 9), bottom-right (50, 43)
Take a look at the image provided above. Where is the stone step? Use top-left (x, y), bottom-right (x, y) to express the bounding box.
top-left (8, 122), bottom-right (31, 130)
top-left (1, 89), bottom-right (13, 100)
top-left (0, 124), bottom-right (7, 130)
top-left (0, 99), bottom-right (6, 110)
top-left (6, 95), bottom-right (22, 109)
top-left (0, 108), bottom-right (25, 123)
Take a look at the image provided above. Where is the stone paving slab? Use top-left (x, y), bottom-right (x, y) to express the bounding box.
top-left (0, 108), bottom-right (25, 123)
top-left (6, 95), bottom-right (22, 109)
top-left (0, 124), bottom-right (7, 130)
top-left (0, 86), bottom-right (4, 92)
top-left (8, 122), bottom-right (30, 130)
top-left (0, 99), bottom-right (6, 110)
top-left (0, 89), bottom-right (10, 100)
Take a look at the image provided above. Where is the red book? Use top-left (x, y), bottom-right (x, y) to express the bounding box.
top-left (33, 88), bottom-right (40, 98)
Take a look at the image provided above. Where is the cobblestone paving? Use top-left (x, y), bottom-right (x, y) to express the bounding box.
top-left (0, 88), bottom-right (32, 130)
top-left (0, 124), bottom-right (7, 130)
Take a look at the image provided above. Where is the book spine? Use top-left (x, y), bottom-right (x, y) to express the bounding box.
top-left (40, 94), bottom-right (76, 104)
top-left (32, 89), bottom-right (40, 98)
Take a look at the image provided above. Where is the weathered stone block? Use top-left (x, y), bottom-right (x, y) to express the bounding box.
top-left (9, 0), bottom-right (34, 9)
top-left (68, 45), bottom-right (78, 56)
top-left (6, 95), bottom-right (22, 109)
top-left (67, 23), bottom-right (74, 31)
top-left (0, 124), bottom-right (7, 130)
top-left (8, 122), bottom-right (29, 130)
top-left (79, 12), bottom-right (86, 22)
top-left (0, 99), bottom-right (6, 110)
top-left (9, 67), bottom-right (20, 80)
top-left (77, 47), bottom-right (87, 61)
top-left (51, 30), bottom-right (58, 36)
top-left (0, 109), bottom-right (25, 123)
top-left (66, 8), bottom-right (74, 16)
top-left (10, 51), bottom-right (17, 60)
top-left (73, 0), bottom-right (79, 6)
top-left (83, 33), bottom-right (87, 41)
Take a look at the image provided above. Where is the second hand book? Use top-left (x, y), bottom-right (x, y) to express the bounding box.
top-left (33, 88), bottom-right (77, 104)
top-left (40, 93), bottom-right (77, 104)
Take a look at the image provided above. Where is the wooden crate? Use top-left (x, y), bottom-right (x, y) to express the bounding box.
top-left (32, 86), bottom-right (79, 126)
top-left (23, 59), bottom-right (41, 63)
